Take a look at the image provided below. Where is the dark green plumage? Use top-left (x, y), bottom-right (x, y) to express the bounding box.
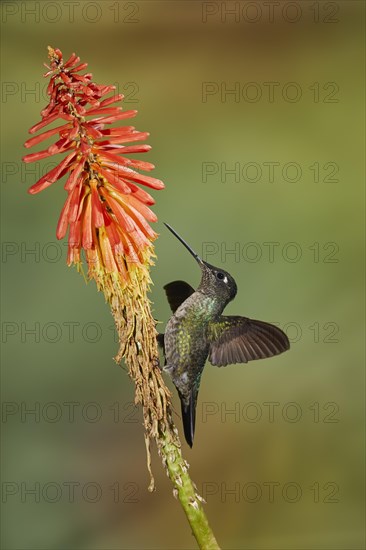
top-left (159, 224), bottom-right (290, 447)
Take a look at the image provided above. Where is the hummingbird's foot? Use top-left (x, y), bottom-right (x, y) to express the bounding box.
top-left (156, 333), bottom-right (167, 368)
top-left (152, 356), bottom-right (163, 371)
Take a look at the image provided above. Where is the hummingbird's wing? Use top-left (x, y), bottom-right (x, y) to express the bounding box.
top-left (164, 280), bottom-right (195, 313)
top-left (157, 333), bottom-right (165, 352)
top-left (208, 316), bottom-right (290, 367)
top-left (156, 334), bottom-right (168, 367)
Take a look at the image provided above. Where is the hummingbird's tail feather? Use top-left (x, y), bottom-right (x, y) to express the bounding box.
top-left (179, 388), bottom-right (197, 448)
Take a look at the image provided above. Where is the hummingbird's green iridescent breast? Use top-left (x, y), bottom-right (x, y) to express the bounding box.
top-left (164, 291), bottom-right (219, 391)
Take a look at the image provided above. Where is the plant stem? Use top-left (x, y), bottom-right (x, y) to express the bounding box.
top-left (159, 431), bottom-right (220, 549)
top-left (97, 267), bottom-right (220, 549)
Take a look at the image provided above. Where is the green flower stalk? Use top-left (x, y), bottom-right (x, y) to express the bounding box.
top-left (23, 47), bottom-right (220, 550)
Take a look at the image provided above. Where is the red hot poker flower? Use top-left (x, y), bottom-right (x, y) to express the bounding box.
top-left (23, 47), bottom-right (164, 281)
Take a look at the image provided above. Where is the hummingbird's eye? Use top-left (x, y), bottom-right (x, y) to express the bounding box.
top-left (216, 272), bottom-right (225, 280)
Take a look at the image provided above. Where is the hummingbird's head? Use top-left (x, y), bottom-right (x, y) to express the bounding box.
top-left (199, 261), bottom-right (238, 304)
top-left (164, 223), bottom-right (238, 306)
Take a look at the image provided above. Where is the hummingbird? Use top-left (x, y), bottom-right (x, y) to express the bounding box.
top-left (158, 223), bottom-right (290, 448)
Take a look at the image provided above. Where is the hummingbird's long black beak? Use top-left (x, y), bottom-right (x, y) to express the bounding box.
top-left (164, 223), bottom-right (203, 265)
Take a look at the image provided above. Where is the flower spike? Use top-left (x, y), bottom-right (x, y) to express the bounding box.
top-left (23, 46), bottom-right (164, 281)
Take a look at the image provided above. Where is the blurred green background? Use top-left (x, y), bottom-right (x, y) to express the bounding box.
top-left (1, 1), bottom-right (364, 549)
